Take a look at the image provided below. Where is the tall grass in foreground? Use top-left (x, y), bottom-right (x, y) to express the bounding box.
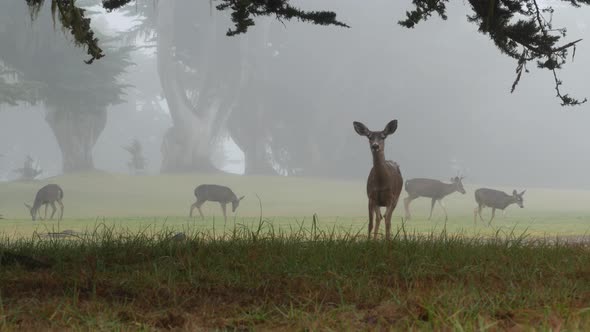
top-left (1, 220), bottom-right (590, 330)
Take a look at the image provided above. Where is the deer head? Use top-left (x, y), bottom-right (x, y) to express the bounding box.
top-left (24, 202), bottom-right (36, 221)
top-left (512, 189), bottom-right (526, 208)
top-left (232, 196), bottom-right (245, 212)
top-left (353, 120), bottom-right (398, 154)
top-left (451, 176), bottom-right (466, 194)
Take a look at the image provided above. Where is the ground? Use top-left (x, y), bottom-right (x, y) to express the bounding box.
top-left (1, 172), bottom-right (589, 330)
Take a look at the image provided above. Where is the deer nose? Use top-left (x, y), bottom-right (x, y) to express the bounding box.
top-left (371, 143), bottom-right (379, 151)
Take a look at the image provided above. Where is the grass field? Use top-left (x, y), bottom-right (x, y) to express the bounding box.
top-left (1, 171), bottom-right (590, 238)
top-left (1, 172), bottom-right (590, 330)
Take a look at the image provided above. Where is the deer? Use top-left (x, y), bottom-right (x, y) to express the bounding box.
top-left (353, 120), bottom-right (403, 240)
top-left (474, 188), bottom-right (525, 225)
top-left (189, 184), bottom-right (245, 222)
top-left (404, 176), bottom-right (466, 221)
top-left (24, 184), bottom-right (64, 221)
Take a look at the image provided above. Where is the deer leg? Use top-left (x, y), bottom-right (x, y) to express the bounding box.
top-left (221, 203), bottom-right (227, 223)
top-left (478, 204), bottom-right (485, 222)
top-left (403, 196), bottom-right (414, 220)
top-left (374, 207), bottom-right (383, 240)
top-left (384, 202), bottom-right (396, 240)
top-left (195, 201), bottom-right (205, 220)
top-left (189, 201), bottom-right (198, 217)
top-left (50, 202), bottom-right (57, 220)
top-left (438, 200), bottom-right (448, 221)
top-left (368, 201), bottom-right (374, 239)
top-left (44, 204), bottom-right (48, 220)
top-left (57, 200), bottom-right (64, 221)
top-left (428, 198), bottom-right (436, 220)
top-left (489, 208), bottom-right (496, 225)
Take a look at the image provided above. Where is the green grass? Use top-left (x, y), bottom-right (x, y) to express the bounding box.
top-left (1, 171), bottom-right (590, 238)
top-left (1, 172), bottom-right (590, 329)
top-left (1, 223), bottom-right (590, 330)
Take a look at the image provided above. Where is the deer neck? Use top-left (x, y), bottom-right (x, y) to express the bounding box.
top-left (371, 150), bottom-right (390, 181)
top-left (32, 201), bottom-right (42, 213)
top-left (509, 196), bottom-right (518, 206)
top-left (442, 183), bottom-right (457, 196)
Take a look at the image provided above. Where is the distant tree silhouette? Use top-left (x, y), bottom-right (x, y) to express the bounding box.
top-left (13, 155), bottom-right (42, 180)
top-left (2, 1), bottom-right (132, 173)
top-left (123, 138), bottom-right (146, 174)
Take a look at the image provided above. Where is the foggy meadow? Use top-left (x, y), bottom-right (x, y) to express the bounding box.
top-left (1, 0), bottom-right (590, 330)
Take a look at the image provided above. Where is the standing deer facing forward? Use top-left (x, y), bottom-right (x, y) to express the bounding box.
top-left (404, 176), bottom-right (466, 221)
top-left (190, 184), bottom-right (244, 222)
top-left (24, 184), bottom-right (64, 221)
top-left (474, 188), bottom-right (525, 225)
top-left (354, 120), bottom-right (403, 240)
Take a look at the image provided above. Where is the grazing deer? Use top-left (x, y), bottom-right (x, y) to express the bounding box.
top-left (24, 184), bottom-right (64, 221)
top-left (404, 176), bottom-right (466, 221)
top-left (353, 120), bottom-right (403, 240)
top-left (190, 184), bottom-right (245, 222)
top-left (474, 188), bottom-right (525, 225)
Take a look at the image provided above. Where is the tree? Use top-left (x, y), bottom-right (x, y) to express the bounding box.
top-left (1, 1), bottom-right (132, 173)
top-left (399, 0), bottom-right (588, 106)
top-left (122, 138), bottom-right (146, 174)
top-left (114, 0), bottom-right (252, 172)
top-left (150, 0), bottom-right (278, 174)
top-left (13, 155), bottom-right (43, 181)
top-left (23, 0), bottom-right (588, 107)
top-left (0, 66), bottom-right (43, 106)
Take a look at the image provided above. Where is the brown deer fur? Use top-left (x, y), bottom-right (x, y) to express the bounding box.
top-left (353, 120), bottom-right (403, 240)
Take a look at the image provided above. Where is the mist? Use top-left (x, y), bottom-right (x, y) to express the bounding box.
top-left (1, 0), bottom-right (589, 189)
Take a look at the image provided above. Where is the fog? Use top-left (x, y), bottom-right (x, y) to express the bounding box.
top-left (1, 0), bottom-right (589, 189)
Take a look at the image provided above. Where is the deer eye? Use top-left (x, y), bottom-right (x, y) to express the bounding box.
top-left (380, 134), bottom-right (386, 139)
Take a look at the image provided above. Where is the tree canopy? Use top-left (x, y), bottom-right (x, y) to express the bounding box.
top-left (21, 0), bottom-right (588, 106)
top-left (400, 0), bottom-right (588, 105)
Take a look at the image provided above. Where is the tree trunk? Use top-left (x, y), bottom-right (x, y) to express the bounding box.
top-left (243, 135), bottom-right (276, 175)
top-left (45, 107), bottom-right (106, 173)
top-left (236, 138), bottom-right (277, 175)
top-left (160, 125), bottom-right (218, 172)
top-left (228, 105), bottom-right (277, 176)
top-left (156, 0), bottom-right (218, 173)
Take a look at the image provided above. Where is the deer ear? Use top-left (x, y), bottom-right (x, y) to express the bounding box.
top-left (239, 196), bottom-right (245, 201)
top-left (383, 120), bottom-right (398, 136)
top-left (520, 190), bottom-right (526, 196)
top-left (353, 121), bottom-right (370, 136)
top-left (24, 203), bottom-right (31, 210)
